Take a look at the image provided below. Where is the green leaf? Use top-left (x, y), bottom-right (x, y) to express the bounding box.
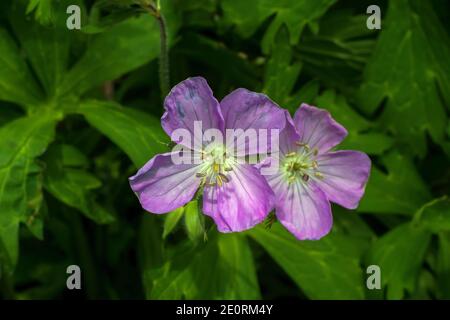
top-left (21, 162), bottom-right (46, 240)
top-left (43, 144), bottom-right (115, 224)
top-left (58, 14), bottom-right (160, 97)
top-left (139, 213), bottom-right (165, 296)
top-left (59, 144), bottom-right (89, 168)
top-left (414, 196), bottom-right (450, 233)
top-left (295, 11), bottom-right (376, 92)
top-left (358, 151), bottom-right (431, 214)
top-left (332, 206), bottom-right (376, 241)
top-left (263, 26), bottom-right (302, 105)
top-left (249, 223), bottom-right (366, 299)
top-left (175, 33), bottom-right (260, 91)
top-left (184, 200), bottom-right (204, 242)
top-left (0, 28), bottom-right (43, 108)
top-left (357, 0), bottom-right (450, 156)
top-left (366, 223), bottom-right (431, 299)
top-left (284, 79), bottom-right (320, 112)
top-left (436, 232), bottom-right (450, 299)
top-left (221, 0), bottom-right (336, 52)
top-left (0, 112), bottom-right (59, 271)
top-left (82, 0), bottom-right (142, 34)
top-left (78, 100), bottom-right (168, 168)
top-left (10, 0), bottom-right (81, 96)
top-left (26, 0), bottom-right (53, 25)
top-left (315, 90), bottom-right (393, 155)
top-left (216, 234), bottom-right (260, 299)
top-left (148, 234), bottom-right (260, 299)
top-left (410, 269), bottom-right (436, 299)
top-left (162, 207), bottom-right (184, 239)
top-left (316, 10), bottom-right (375, 41)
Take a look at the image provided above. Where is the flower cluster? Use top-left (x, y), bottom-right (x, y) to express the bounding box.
top-left (129, 77), bottom-right (371, 240)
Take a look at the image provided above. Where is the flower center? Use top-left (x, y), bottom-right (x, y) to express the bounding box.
top-left (195, 143), bottom-right (235, 187)
top-left (282, 142), bottom-right (323, 184)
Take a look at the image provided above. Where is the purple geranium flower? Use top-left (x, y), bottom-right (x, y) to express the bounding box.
top-left (129, 77), bottom-right (286, 232)
top-left (261, 104), bottom-right (371, 240)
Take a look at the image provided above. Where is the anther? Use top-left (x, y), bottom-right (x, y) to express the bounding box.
top-left (295, 141), bottom-right (310, 150)
top-left (302, 174), bottom-right (309, 182)
top-left (314, 172), bottom-right (324, 179)
top-left (287, 162), bottom-right (295, 171)
top-left (313, 148), bottom-right (318, 156)
top-left (196, 172), bottom-right (206, 178)
top-left (286, 152), bottom-right (297, 157)
top-left (219, 173), bottom-right (229, 183)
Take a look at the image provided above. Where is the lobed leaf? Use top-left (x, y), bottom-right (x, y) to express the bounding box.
top-left (221, 0), bottom-right (336, 52)
top-left (0, 112), bottom-right (59, 271)
top-left (358, 151), bottom-right (431, 215)
top-left (10, 0), bottom-right (82, 97)
top-left (357, 0), bottom-right (450, 156)
top-left (0, 28), bottom-right (43, 109)
top-left (315, 90), bottom-right (394, 155)
top-left (366, 223), bottom-right (431, 299)
top-left (42, 144), bottom-right (115, 224)
top-left (414, 196), bottom-right (450, 234)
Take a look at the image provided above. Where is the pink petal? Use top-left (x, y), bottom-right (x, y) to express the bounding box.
top-left (315, 150), bottom-right (371, 209)
top-left (256, 113), bottom-right (299, 176)
top-left (293, 103), bottom-right (347, 154)
top-left (161, 77), bottom-right (224, 147)
top-left (129, 152), bottom-right (201, 213)
top-left (279, 111), bottom-right (301, 155)
top-left (267, 174), bottom-right (333, 240)
top-left (220, 88), bottom-right (286, 154)
top-left (202, 164), bottom-right (274, 232)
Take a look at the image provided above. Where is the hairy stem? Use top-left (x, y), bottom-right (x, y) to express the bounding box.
top-left (157, 13), bottom-right (170, 99)
top-left (145, 2), bottom-right (170, 101)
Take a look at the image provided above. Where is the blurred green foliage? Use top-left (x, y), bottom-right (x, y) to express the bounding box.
top-left (0, 0), bottom-right (449, 300)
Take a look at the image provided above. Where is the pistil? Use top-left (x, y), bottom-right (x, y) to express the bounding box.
top-left (283, 142), bottom-right (323, 184)
top-left (196, 144), bottom-right (234, 188)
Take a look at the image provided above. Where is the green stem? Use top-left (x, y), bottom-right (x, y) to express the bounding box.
top-left (145, 2), bottom-right (170, 101)
top-left (157, 13), bottom-right (170, 99)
